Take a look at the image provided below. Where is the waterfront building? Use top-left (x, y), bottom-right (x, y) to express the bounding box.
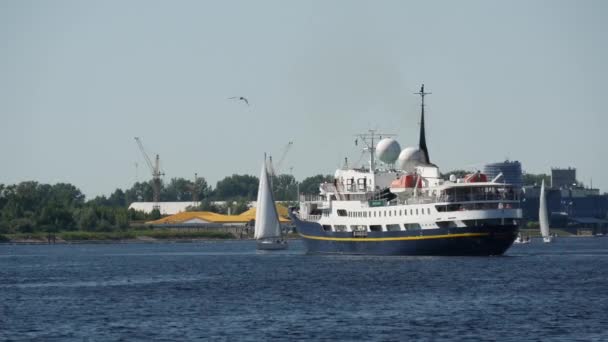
top-left (483, 160), bottom-right (523, 188)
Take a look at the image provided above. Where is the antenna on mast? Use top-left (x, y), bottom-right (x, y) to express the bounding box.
top-left (355, 129), bottom-right (396, 173)
top-left (415, 84), bottom-right (431, 164)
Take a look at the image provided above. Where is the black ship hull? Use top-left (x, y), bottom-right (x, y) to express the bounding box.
top-left (291, 215), bottom-right (518, 256)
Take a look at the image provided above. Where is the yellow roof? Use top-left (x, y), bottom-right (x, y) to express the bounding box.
top-left (148, 204), bottom-right (291, 225)
top-left (238, 204), bottom-right (290, 220)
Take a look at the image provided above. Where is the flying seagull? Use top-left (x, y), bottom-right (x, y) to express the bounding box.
top-left (228, 96), bottom-right (249, 106)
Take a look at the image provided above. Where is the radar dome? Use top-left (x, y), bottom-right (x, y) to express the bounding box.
top-left (376, 138), bottom-right (401, 164)
top-left (397, 147), bottom-right (425, 172)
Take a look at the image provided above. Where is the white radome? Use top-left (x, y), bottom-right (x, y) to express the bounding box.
top-left (375, 138), bottom-right (401, 164)
top-left (397, 146), bottom-right (425, 171)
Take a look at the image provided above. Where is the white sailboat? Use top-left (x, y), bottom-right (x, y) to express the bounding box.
top-left (254, 155), bottom-right (288, 250)
top-left (514, 233), bottom-right (530, 244)
top-left (539, 179), bottom-right (552, 243)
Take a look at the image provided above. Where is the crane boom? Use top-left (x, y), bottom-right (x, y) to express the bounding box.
top-left (135, 137), bottom-right (155, 174)
top-left (275, 141), bottom-right (293, 175)
top-left (134, 137), bottom-right (164, 204)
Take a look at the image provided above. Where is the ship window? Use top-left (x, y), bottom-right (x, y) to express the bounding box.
top-left (410, 209), bottom-right (413, 215)
top-left (399, 210), bottom-right (402, 216)
top-left (357, 178), bottom-right (366, 191)
top-left (404, 210), bottom-right (407, 216)
top-left (416, 209), bottom-right (419, 215)
top-left (322, 225), bottom-right (332, 232)
top-left (337, 209), bottom-right (347, 217)
top-left (334, 225), bottom-right (347, 232)
top-left (427, 208), bottom-right (431, 214)
top-left (346, 178), bottom-right (354, 191)
top-left (370, 225), bottom-right (382, 232)
top-left (373, 211), bottom-right (376, 217)
top-left (389, 211), bottom-right (391, 217)
top-left (386, 224), bottom-right (401, 231)
top-left (404, 223), bottom-right (421, 231)
top-left (351, 225), bottom-right (367, 231)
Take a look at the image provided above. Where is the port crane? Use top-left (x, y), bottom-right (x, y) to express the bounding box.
top-left (269, 141), bottom-right (293, 176)
top-left (134, 137), bottom-right (164, 205)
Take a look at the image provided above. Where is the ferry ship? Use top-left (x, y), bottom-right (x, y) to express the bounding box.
top-left (289, 85), bottom-right (522, 255)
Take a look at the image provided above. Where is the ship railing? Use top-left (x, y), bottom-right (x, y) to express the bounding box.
top-left (300, 194), bottom-right (324, 202)
top-left (435, 202), bottom-right (520, 212)
top-left (306, 215), bottom-right (322, 222)
top-left (301, 192), bottom-right (372, 203)
top-left (436, 193), bottom-right (520, 203)
top-left (395, 193), bottom-right (520, 206)
top-left (401, 197), bottom-right (437, 205)
top-left (319, 183), bottom-right (374, 201)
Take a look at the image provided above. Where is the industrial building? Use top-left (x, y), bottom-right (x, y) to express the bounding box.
top-left (551, 167), bottom-right (577, 188)
top-left (142, 204), bottom-right (292, 238)
top-left (147, 204), bottom-right (290, 225)
top-left (483, 160), bottom-right (523, 187)
top-left (129, 202), bottom-right (200, 215)
top-left (128, 201), bottom-right (276, 216)
top-left (520, 167), bottom-right (608, 234)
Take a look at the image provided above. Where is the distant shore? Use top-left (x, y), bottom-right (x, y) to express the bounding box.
top-left (0, 230), bottom-right (302, 245)
top-left (1, 230), bottom-right (235, 245)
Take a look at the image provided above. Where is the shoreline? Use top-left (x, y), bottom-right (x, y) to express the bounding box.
top-left (0, 234), bottom-right (302, 245)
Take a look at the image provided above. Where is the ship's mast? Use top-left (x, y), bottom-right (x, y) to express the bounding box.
top-left (355, 130), bottom-right (396, 173)
top-left (415, 84), bottom-right (431, 164)
top-left (370, 130), bottom-right (375, 173)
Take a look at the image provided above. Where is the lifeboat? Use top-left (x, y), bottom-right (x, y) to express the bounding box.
top-left (464, 173), bottom-right (488, 183)
top-left (391, 174), bottom-right (423, 188)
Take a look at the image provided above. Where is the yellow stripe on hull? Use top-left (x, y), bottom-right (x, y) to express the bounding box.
top-left (298, 232), bottom-right (490, 242)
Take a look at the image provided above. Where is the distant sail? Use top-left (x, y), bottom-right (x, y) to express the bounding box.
top-left (539, 179), bottom-right (551, 240)
top-left (254, 157), bottom-right (282, 240)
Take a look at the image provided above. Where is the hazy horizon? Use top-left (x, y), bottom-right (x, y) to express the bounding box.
top-left (1, 0), bottom-right (606, 198)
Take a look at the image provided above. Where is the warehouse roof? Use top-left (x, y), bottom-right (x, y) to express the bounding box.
top-left (147, 204), bottom-right (291, 225)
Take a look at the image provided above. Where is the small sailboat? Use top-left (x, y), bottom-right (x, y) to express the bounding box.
top-left (539, 179), bottom-right (553, 243)
top-left (514, 233), bottom-right (530, 244)
top-left (254, 155), bottom-right (288, 250)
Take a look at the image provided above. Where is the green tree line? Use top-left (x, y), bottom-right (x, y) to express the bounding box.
top-left (1, 170), bottom-right (558, 234)
top-left (0, 173), bottom-right (334, 234)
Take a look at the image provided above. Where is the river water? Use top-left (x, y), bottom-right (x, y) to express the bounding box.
top-left (1, 238), bottom-right (607, 341)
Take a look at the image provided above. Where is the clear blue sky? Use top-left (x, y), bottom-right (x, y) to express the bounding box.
top-left (1, 0), bottom-right (606, 198)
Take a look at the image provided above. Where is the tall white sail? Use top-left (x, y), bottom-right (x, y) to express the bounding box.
top-left (539, 179), bottom-right (551, 241)
top-left (254, 157), bottom-right (282, 240)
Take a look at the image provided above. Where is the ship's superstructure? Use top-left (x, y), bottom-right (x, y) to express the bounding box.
top-left (290, 85), bottom-right (522, 255)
